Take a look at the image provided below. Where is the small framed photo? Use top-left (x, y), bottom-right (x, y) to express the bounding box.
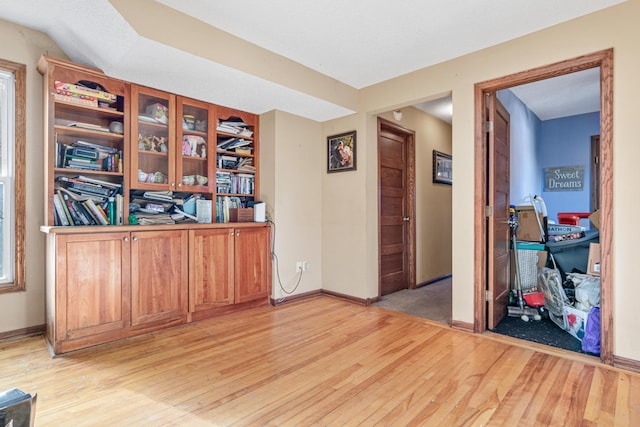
top-left (327, 131), bottom-right (357, 173)
top-left (433, 150), bottom-right (452, 185)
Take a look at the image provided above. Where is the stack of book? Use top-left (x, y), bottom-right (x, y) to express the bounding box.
top-left (217, 154), bottom-right (238, 170)
top-left (128, 190), bottom-right (199, 225)
top-left (236, 157), bottom-right (254, 172)
top-left (53, 176), bottom-right (123, 227)
top-left (216, 137), bottom-right (253, 151)
top-left (216, 116), bottom-right (254, 137)
top-left (56, 140), bottom-right (122, 172)
top-left (216, 171), bottom-right (232, 193)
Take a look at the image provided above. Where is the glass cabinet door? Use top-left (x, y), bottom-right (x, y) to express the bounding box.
top-left (176, 97), bottom-right (213, 193)
top-left (130, 85), bottom-right (175, 190)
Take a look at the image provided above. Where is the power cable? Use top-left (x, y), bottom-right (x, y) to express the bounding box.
top-left (267, 219), bottom-right (303, 302)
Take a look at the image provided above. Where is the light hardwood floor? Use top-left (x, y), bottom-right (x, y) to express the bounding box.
top-left (2, 296), bottom-right (639, 426)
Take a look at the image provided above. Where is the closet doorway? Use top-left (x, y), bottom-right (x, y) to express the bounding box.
top-left (473, 49), bottom-right (614, 364)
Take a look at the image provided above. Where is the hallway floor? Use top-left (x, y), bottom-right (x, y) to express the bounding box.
top-left (372, 277), bottom-right (452, 324)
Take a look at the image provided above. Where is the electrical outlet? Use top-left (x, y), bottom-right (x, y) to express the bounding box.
top-left (296, 261), bottom-right (303, 272)
top-left (302, 261), bottom-right (309, 271)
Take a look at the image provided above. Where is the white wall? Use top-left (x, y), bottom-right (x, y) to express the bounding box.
top-left (0, 20), bottom-right (65, 333)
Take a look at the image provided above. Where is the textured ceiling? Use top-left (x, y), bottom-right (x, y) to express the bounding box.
top-left (0, 0), bottom-right (623, 121)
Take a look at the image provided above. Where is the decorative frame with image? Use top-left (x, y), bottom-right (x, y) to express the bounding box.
top-left (327, 130), bottom-right (357, 173)
top-left (433, 150), bottom-right (452, 185)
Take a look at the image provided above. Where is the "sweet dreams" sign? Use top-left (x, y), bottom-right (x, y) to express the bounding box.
top-left (544, 166), bottom-right (584, 192)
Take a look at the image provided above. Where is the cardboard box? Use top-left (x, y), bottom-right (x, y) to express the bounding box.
top-left (589, 210), bottom-right (601, 229)
top-left (515, 205), bottom-right (545, 242)
top-left (587, 242), bottom-right (601, 276)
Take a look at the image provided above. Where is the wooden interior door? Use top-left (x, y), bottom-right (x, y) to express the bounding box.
top-left (378, 118), bottom-right (415, 296)
top-left (487, 94), bottom-right (511, 329)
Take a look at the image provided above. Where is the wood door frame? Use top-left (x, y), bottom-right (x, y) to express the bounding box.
top-left (473, 49), bottom-right (614, 364)
top-left (377, 117), bottom-right (416, 296)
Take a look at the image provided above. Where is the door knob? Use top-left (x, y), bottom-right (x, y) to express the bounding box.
top-left (403, 217), bottom-right (410, 221)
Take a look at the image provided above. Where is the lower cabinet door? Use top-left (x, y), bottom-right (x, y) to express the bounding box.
top-left (234, 227), bottom-right (271, 303)
top-left (55, 232), bottom-right (130, 342)
top-left (130, 230), bottom-right (188, 325)
top-left (189, 228), bottom-right (235, 312)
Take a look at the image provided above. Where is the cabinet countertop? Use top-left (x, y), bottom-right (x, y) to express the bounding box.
top-left (40, 221), bottom-right (270, 234)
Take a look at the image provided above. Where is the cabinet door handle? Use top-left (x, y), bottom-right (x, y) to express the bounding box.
top-left (133, 236), bottom-right (138, 241)
top-left (178, 183), bottom-right (182, 188)
top-left (170, 182), bottom-right (175, 188)
top-left (124, 237), bottom-right (129, 242)
top-left (236, 232), bottom-right (240, 236)
top-left (230, 231), bottom-right (234, 236)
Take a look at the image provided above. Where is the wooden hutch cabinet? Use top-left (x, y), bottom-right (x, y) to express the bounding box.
top-left (39, 56), bottom-right (271, 355)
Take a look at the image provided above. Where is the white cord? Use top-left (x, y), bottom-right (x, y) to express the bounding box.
top-left (268, 219), bottom-right (303, 302)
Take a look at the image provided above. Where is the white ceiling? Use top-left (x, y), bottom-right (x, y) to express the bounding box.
top-left (0, 0), bottom-right (623, 121)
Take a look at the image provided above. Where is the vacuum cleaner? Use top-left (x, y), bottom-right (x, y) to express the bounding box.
top-left (508, 208), bottom-right (542, 322)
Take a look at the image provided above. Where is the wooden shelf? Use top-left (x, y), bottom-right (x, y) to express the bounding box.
top-left (54, 125), bottom-right (124, 141)
top-left (54, 99), bottom-right (124, 117)
top-left (137, 149), bottom-right (168, 158)
top-left (216, 149), bottom-right (254, 158)
top-left (54, 168), bottom-right (124, 177)
top-left (216, 131), bottom-right (254, 140)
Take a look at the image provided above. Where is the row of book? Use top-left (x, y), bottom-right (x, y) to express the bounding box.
top-left (216, 171), bottom-right (254, 195)
top-left (54, 175), bottom-right (123, 226)
top-left (216, 196), bottom-right (246, 223)
top-left (56, 140), bottom-right (123, 173)
top-left (216, 154), bottom-right (254, 172)
top-left (54, 188), bottom-right (124, 226)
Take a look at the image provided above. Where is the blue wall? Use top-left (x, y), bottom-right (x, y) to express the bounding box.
top-left (497, 90), bottom-right (542, 203)
top-left (538, 112), bottom-right (600, 224)
top-left (498, 90), bottom-right (599, 226)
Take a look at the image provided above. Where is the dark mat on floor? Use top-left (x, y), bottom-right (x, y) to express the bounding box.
top-left (491, 314), bottom-right (583, 353)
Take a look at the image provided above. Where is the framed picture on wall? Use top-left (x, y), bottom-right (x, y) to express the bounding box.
top-left (433, 150), bottom-right (452, 185)
top-left (327, 130), bottom-right (357, 173)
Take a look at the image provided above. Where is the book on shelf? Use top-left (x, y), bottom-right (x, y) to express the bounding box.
top-left (215, 195), bottom-right (246, 223)
top-left (141, 190), bottom-right (174, 202)
top-left (55, 189), bottom-right (74, 225)
top-left (68, 122), bottom-right (110, 133)
top-left (84, 199), bottom-right (109, 225)
top-left (115, 193), bottom-right (124, 225)
top-left (60, 191), bottom-right (91, 225)
top-left (53, 193), bottom-right (71, 226)
top-left (73, 139), bottom-right (119, 154)
top-left (196, 199), bottom-right (213, 224)
top-left (217, 116), bottom-right (253, 137)
top-left (77, 175), bottom-right (121, 189)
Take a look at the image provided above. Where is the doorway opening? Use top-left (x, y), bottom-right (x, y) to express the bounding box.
top-left (373, 105), bottom-right (453, 325)
top-left (473, 49), bottom-right (614, 364)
